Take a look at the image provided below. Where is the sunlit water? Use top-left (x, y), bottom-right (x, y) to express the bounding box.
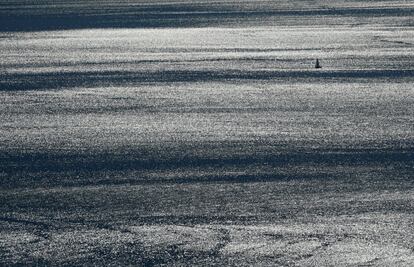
top-left (1, 1), bottom-right (414, 266)
top-left (0, 26), bottom-right (413, 186)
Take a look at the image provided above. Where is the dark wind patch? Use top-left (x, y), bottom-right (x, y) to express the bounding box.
top-left (1, 69), bottom-right (414, 91)
top-left (0, 7), bottom-right (413, 31)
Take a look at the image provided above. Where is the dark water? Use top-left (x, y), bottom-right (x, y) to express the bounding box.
top-left (1, 0), bottom-right (414, 31)
top-left (1, 0), bottom-right (414, 266)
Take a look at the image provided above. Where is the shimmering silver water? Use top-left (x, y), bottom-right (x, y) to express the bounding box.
top-left (1, 1), bottom-right (414, 266)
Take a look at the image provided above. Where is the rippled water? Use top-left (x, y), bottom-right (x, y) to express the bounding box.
top-left (1, 0), bottom-right (413, 30)
top-left (0, 25), bottom-right (413, 188)
top-left (1, 0), bottom-right (414, 266)
top-left (2, 27), bottom-right (413, 74)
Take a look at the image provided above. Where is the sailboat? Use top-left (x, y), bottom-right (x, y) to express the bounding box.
top-left (315, 58), bottom-right (322, 69)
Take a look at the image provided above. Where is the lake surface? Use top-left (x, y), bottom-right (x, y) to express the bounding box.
top-left (1, 0), bottom-right (414, 266)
